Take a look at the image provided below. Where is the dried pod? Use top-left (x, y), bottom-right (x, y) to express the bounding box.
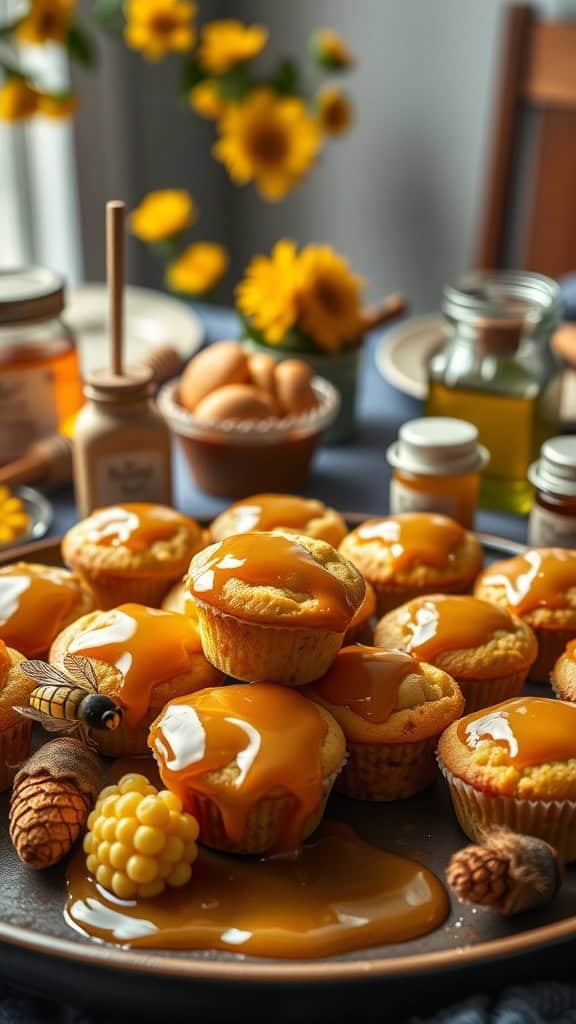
top-left (446, 827), bottom-right (563, 916)
top-left (9, 737), bottom-right (101, 869)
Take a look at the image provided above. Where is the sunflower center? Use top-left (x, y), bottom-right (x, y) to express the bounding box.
top-left (314, 277), bottom-right (347, 316)
top-left (39, 10), bottom-right (58, 34)
top-left (250, 125), bottom-right (289, 164)
top-left (150, 12), bottom-right (177, 36)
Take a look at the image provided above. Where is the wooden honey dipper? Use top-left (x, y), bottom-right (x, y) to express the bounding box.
top-left (0, 435), bottom-right (72, 490)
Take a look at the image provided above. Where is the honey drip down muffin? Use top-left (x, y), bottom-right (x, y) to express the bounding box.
top-left (0, 639), bottom-right (38, 790)
top-left (438, 696), bottom-right (576, 861)
top-left (0, 563), bottom-right (94, 658)
top-left (149, 682), bottom-right (346, 854)
top-left (186, 531), bottom-right (365, 685)
top-left (339, 513), bottom-right (483, 616)
top-left (374, 595), bottom-right (537, 712)
top-left (62, 503), bottom-right (207, 610)
top-left (305, 644), bottom-right (464, 800)
top-left (50, 603), bottom-right (223, 755)
top-left (209, 493), bottom-right (348, 548)
top-left (474, 548), bottom-right (576, 684)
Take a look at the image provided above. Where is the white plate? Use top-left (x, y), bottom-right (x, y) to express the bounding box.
top-left (374, 314), bottom-right (445, 399)
top-left (65, 284), bottom-right (204, 375)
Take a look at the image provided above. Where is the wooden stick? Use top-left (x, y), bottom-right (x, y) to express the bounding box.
top-left (107, 200), bottom-right (125, 376)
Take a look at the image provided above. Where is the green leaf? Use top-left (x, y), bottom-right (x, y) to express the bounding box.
top-left (218, 66), bottom-right (250, 101)
top-left (66, 20), bottom-right (97, 67)
top-left (179, 57), bottom-right (204, 97)
top-left (91, 0), bottom-right (124, 32)
top-left (270, 58), bottom-right (301, 97)
top-left (241, 315), bottom-right (317, 354)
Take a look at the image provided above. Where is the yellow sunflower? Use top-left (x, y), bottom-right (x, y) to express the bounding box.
top-left (311, 29), bottom-right (355, 70)
top-left (0, 79), bottom-right (39, 122)
top-left (297, 245), bottom-right (364, 353)
top-left (197, 19), bottom-right (267, 75)
top-left (317, 86), bottom-right (353, 136)
top-left (130, 190), bottom-right (196, 243)
top-left (124, 0), bottom-right (196, 61)
top-left (38, 92), bottom-right (78, 119)
top-left (213, 89), bottom-right (322, 202)
top-left (236, 239), bottom-right (301, 344)
top-left (16, 0), bottom-right (74, 45)
top-left (166, 242), bottom-right (228, 294)
top-left (189, 79), bottom-right (225, 119)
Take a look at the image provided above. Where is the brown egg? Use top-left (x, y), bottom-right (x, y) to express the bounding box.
top-left (248, 352), bottom-right (277, 396)
top-left (193, 384), bottom-right (277, 424)
top-left (274, 359), bottom-right (318, 416)
top-left (179, 341), bottom-right (249, 411)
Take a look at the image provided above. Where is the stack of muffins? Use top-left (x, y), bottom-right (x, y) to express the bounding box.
top-left (2, 499), bottom-right (576, 865)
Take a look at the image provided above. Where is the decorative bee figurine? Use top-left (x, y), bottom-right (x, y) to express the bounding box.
top-left (15, 654), bottom-right (123, 747)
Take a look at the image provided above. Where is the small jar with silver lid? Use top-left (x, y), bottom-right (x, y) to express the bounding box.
top-left (387, 417), bottom-right (489, 527)
top-left (528, 437), bottom-right (576, 547)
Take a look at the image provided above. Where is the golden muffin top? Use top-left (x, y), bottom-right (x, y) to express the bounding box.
top-left (306, 643), bottom-right (464, 744)
top-left (474, 548), bottom-right (576, 629)
top-left (186, 531), bottom-right (365, 631)
top-left (339, 513), bottom-right (483, 587)
top-left (149, 682), bottom-right (345, 852)
top-left (0, 641), bottom-right (37, 730)
top-left (438, 697), bottom-right (576, 801)
top-left (50, 603), bottom-right (222, 727)
top-left (62, 503), bottom-right (206, 578)
top-left (374, 594), bottom-right (537, 680)
top-left (0, 562), bottom-right (93, 658)
top-left (209, 493), bottom-right (348, 549)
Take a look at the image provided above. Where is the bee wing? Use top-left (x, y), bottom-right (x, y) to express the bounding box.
top-left (13, 706), bottom-right (77, 733)
top-left (62, 654), bottom-right (98, 692)
top-left (19, 660), bottom-right (73, 688)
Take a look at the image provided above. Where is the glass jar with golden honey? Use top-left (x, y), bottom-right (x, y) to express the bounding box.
top-left (528, 436), bottom-right (576, 547)
top-left (427, 271), bottom-right (562, 515)
top-left (0, 267), bottom-right (83, 464)
top-left (386, 417), bottom-right (489, 528)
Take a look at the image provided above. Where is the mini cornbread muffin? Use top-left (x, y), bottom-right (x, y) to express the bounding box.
top-left (0, 639), bottom-right (38, 790)
top-left (0, 563), bottom-right (94, 658)
top-left (474, 548), bottom-right (576, 684)
top-left (305, 645), bottom-right (464, 800)
top-left (50, 602), bottom-right (223, 756)
top-left (374, 595), bottom-right (537, 713)
top-left (149, 682), bottom-right (346, 854)
top-left (551, 640), bottom-right (576, 703)
top-left (62, 503), bottom-right (206, 610)
top-left (438, 697), bottom-right (576, 861)
top-left (209, 494), bottom-right (348, 548)
top-left (161, 579), bottom-right (197, 618)
top-left (186, 531), bottom-right (365, 685)
top-left (344, 580), bottom-right (376, 644)
top-left (339, 513), bottom-right (483, 616)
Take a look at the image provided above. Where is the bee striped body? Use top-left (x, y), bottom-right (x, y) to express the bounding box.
top-left (30, 684), bottom-right (89, 722)
top-left (16, 655), bottom-right (124, 744)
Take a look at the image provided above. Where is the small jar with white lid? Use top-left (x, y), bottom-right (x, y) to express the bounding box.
top-left (528, 436), bottom-right (576, 547)
top-left (386, 417), bottom-right (489, 528)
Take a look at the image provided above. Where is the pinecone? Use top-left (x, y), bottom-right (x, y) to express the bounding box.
top-left (446, 846), bottom-right (511, 907)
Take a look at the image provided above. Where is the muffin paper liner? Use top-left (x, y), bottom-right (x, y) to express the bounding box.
top-left (530, 626), bottom-right (575, 686)
top-left (438, 760), bottom-right (576, 862)
top-left (457, 668), bottom-right (529, 714)
top-left (336, 736), bottom-right (439, 801)
top-left (184, 770), bottom-right (339, 854)
top-left (78, 571), bottom-right (180, 611)
top-left (0, 719), bottom-right (32, 792)
top-left (195, 600), bottom-right (344, 685)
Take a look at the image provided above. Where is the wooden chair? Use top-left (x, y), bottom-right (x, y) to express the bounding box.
top-left (476, 3), bottom-right (576, 277)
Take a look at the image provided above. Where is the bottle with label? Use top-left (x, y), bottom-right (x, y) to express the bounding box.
top-left (386, 417), bottom-right (489, 528)
top-left (0, 267), bottom-right (83, 464)
top-left (427, 270), bottom-right (562, 515)
top-left (73, 367), bottom-right (173, 516)
top-left (528, 436), bottom-right (576, 547)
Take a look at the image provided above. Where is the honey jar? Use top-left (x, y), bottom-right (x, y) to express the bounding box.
top-left (528, 436), bottom-right (576, 547)
top-left (386, 417), bottom-right (489, 528)
top-left (0, 267), bottom-right (83, 464)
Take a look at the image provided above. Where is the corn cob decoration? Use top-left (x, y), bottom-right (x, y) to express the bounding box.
top-left (9, 737), bottom-right (101, 869)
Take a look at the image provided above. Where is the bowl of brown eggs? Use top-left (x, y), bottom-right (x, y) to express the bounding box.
top-left (158, 341), bottom-right (340, 497)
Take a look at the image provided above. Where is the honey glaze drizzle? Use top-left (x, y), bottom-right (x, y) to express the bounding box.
top-left (481, 549), bottom-right (576, 615)
top-left (225, 494), bottom-right (321, 534)
top-left (65, 822), bottom-right (448, 958)
top-left (399, 595), bottom-right (514, 661)
top-left (311, 645), bottom-right (418, 722)
top-left (149, 684), bottom-right (327, 852)
top-left (86, 503), bottom-right (192, 551)
top-left (356, 514), bottom-right (466, 571)
top-left (458, 697), bottom-right (576, 767)
top-left (189, 533), bottom-right (355, 631)
top-left (0, 567), bottom-right (78, 655)
top-left (67, 603), bottom-right (202, 726)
